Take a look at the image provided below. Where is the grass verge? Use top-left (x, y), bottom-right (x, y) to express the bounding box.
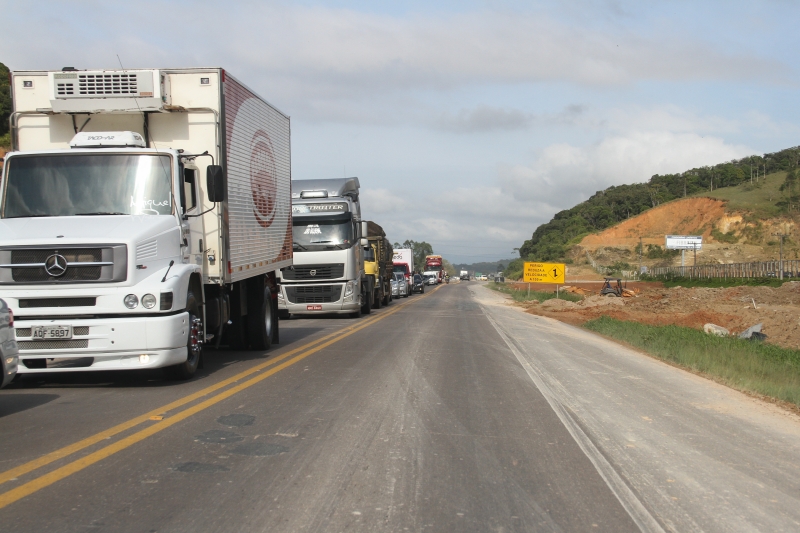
top-left (644, 276), bottom-right (791, 288)
top-left (487, 282), bottom-right (583, 303)
top-left (583, 316), bottom-right (800, 407)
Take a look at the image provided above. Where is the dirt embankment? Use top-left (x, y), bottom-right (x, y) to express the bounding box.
top-left (571, 196), bottom-right (799, 269)
top-left (515, 282), bottom-right (800, 350)
top-left (581, 197), bottom-right (729, 249)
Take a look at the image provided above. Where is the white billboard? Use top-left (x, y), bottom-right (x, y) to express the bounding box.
top-left (665, 235), bottom-right (703, 250)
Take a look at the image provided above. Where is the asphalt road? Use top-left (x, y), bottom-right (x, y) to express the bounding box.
top-left (1, 282), bottom-right (799, 532)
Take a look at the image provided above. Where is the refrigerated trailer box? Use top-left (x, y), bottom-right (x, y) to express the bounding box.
top-left (392, 248), bottom-right (413, 286)
top-left (3, 67), bottom-right (292, 378)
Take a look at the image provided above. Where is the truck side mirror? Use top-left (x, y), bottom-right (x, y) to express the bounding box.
top-left (361, 221), bottom-right (368, 239)
top-left (206, 165), bottom-right (225, 202)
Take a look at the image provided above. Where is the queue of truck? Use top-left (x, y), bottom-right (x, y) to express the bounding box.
top-left (0, 65), bottom-right (441, 384)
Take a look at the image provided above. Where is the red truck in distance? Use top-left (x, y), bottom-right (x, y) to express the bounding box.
top-left (425, 255), bottom-right (443, 283)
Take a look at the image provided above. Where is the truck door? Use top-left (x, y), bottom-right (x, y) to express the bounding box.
top-left (180, 166), bottom-right (206, 269)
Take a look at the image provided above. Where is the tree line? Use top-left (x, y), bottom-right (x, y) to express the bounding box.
top-left (1, 62), bottom-right (11, 149)
top-left (514, 145), bottom-right (800, 269)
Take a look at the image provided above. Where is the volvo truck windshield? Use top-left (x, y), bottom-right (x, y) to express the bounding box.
top-left (292, 216), bottom-right (355, 251)
top-left (2, 154), bottom-right (173, 218)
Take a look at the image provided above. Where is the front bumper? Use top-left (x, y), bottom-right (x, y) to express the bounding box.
top-left (278, 282), bottom-right (362, 315)
top-left (15, 312), bottom-right (189, 373)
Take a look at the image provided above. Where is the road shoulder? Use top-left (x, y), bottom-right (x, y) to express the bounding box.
top-left (470, 283), bottom-right (800, 533)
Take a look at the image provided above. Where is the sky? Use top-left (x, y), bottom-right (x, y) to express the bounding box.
top-left (2, 0), bottom-right (799, 262)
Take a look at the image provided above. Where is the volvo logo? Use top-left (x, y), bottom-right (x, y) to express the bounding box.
top-left (45, 254), bottom-right (68, 277)
top-left (309, 269), bottom-right (317, 277)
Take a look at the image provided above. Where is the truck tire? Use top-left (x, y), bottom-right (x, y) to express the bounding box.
top-left (361, 288), bottom-right (372, 315)
top-left (382, 286), bottom-right (390, 306)
top-left (373, 288), bottom-right (382, 309)
top-left (272, 297), bottom-right (280, 345)
top-left (166, 290), bottom-right (202, 380)
top-left (248, 286), bottom-right (273, 351)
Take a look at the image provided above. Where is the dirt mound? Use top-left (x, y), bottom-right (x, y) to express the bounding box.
top-left (580, 197), bottom-right (730, 248)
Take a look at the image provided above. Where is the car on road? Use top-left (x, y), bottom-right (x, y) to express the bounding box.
top-left (412, 274), bottom-right (425, 294)
top-left (0, 299), bottom-right (19, 388)
top-left (424, 274), bottom-right (437, 286)
top-left (393, 272), bottom-right (409, 298)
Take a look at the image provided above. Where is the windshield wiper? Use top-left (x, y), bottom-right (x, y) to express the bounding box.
top-left (292, 241), bottom-right (308, 251)
top-left (75, 212), bottom-right (127, 216)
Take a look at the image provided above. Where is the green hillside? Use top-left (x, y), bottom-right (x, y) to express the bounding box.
top-left (509, 146), bottom-right (800, 278)
top-left (700, 170), bottom-right (797, 219)
top-left (0, 61), bottom-right (10, 148)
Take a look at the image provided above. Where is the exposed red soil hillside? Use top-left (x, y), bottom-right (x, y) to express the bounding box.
top-left (580, 197), bottom-right (730, 248)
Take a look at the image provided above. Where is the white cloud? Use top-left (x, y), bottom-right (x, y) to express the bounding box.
top-left (0, 4), bottom-right (786, 115)
top-left (434, 106), bottom-right (534, 133)
top-left (500, 131), bottom-right (753, 207)
top-left (362, 185), bottom-right (549, 262)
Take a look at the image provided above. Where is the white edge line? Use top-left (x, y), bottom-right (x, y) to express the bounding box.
top-left (481, 307), bottom-right (666, 533)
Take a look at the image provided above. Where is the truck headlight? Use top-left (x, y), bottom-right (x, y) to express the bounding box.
top-left (343, 281), bottom-right (356, 297)
top-left (277, 290), bottom-right (285, 302)
top-left (142, 293), bottom-right (157, 309)
top-left (343, 280), bottom-right (356, 302)
top-left (124, 294), bottom-right (139, 309)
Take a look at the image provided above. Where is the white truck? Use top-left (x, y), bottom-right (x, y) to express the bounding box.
top-left (2, 67), bottom-right (292, 379)
top-left (460, 270), bottom-right (469, 281)
top-left (278, 178), bottom-right (372, 317)
top-left (392, 249), bottom-right (414, 291)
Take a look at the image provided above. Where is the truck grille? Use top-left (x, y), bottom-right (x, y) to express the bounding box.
top-left (18, 340), bottom-right (89, 350)
top-left (12, 249), bottom-right (101, 282)
top-left (0, 245), bottom-right (127, 284)
top-left (285, 285), bottom-right (342, 304)
top-left (18, 298), bottom-right (96, 308)
top-left (282, 264), bottom-right (345, 281)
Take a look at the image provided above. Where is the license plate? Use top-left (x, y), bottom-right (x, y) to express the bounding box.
top-left (31, 325), bottom-right (73, 340)
top-left (306, 305), bottom-right (323, 311)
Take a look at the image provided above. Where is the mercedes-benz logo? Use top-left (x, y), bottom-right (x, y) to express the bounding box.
top-left (45, 254), bottom-right (68, 277)
top-left (309, 269), bottom-right (317, 277)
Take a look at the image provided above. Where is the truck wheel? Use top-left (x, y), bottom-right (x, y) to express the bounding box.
top-left (166, 291), bottom-right (202, 380)
top-left (278, 310), bottom-right (291, 320)
top-left (350, 306), bottom-right (362, 319)
top-left (373, 288), bottom-right (382, 309)
top-left (248, 287), bottom-right (273, 351)
top-left (361, 290), bottom-right (372, 315)
top-left (382, 288), bottom-right (390, 306)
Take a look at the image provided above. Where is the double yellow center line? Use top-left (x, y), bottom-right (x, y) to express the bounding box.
top-left (0, 285), bottom-right (442, 509)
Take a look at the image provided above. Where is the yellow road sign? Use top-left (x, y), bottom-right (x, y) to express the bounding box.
top-left (523, 262), bottom-right (565, 284)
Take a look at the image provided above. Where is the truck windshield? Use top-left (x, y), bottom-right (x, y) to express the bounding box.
top-left (292, 217), bottom-right (354, 250)
top-left (2, 154), bottom-right (173, 218)
top-left (393, 264), bottom-right (410, 276)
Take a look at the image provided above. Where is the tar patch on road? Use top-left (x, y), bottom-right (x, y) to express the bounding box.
top-left (194, 430), bottom-right (244, 443)
top-left (217, 414), bottom-right (256, 427)
top-left (230, 442), bottom-right (289, 457)
top-left (174, 462), bottom-right (230, 473)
